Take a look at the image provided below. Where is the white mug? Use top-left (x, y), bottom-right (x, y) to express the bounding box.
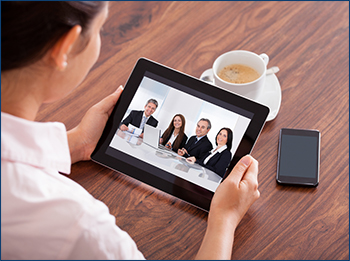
top-left (213, 50), bottom-right (269, 101)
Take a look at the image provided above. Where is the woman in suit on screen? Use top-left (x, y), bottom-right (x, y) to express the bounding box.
top-left (160, 114), bottom-right (188, 152)
top-left (187, 127), bottom-right (233, 178)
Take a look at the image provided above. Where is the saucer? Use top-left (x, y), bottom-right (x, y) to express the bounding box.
top-left (200, 68), bottom-right (281, 121)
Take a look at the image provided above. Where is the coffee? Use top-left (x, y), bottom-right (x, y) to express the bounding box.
top-left (218, 64), bottom-right (260, 84)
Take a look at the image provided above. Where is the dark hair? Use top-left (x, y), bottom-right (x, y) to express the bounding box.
top-left (215, 127), bottom-right (233, 151)
top-left (1, 1), bottom-right (107, 71)
top-left (161, 114), bottom-right (186, 151)
top-left (198, 118), bottom-right (211, 129)
top-left (146, 98), bottom-right (158, 108)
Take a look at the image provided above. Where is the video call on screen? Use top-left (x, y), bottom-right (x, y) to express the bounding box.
top-left (107, 72), bottom-right (253, 192)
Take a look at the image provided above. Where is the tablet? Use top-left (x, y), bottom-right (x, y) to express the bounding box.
top-left (91, 58), bottom-right (269, 211)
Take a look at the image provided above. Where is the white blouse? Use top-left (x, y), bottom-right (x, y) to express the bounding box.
top-left (168, 130), bottom-right (178, 145)
top-left (203, 145), bottom-right (228, 165)
top-left (1, 112), bottom-right (144, 260)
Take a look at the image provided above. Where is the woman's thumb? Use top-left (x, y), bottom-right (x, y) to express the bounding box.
top-left (229, 155), bottom-right (252, 183)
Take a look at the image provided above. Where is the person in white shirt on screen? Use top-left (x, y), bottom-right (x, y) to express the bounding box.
top-left (186, 127), bottom-right (233, 178)
top-left (1, 1), bottom-right (260, 260)
top-left (160, 114), bottom-right (188, 152)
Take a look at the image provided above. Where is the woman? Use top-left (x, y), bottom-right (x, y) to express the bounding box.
top-left (1, 2), bottom-right (259, 260)
top-left (187, 127), bottom-right (233, 178)
top-left (160, 114), bottom-right (188, 152)
top-left (1, 2), bottom-right (144, 259)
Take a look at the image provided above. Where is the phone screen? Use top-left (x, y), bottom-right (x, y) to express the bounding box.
top-left (277, 128), bottom-right (320, 186)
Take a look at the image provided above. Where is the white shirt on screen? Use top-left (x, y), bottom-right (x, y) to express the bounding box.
top-left (168, 130), bottom-right (178, 144)
top-left (1, 112), bottom-right (145, 260)
top-left (203, 145), bottom-right (228, 165)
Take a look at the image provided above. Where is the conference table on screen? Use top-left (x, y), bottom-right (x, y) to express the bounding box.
top-left (109, 129), bottom-right (222, 192)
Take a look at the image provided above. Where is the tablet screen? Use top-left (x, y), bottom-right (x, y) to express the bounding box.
top-left (92, 58), bottom-right (269, 211)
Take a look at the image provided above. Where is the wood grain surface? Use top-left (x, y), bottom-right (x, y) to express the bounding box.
top-left (36, 1), bottom-right (349, 259)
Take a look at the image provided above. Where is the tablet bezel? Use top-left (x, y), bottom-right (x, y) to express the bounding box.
top-left (91, 58), bottom-right (269, 211)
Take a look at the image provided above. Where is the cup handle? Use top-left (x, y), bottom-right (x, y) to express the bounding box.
top-left (260, 53), bottom-right (269, 66)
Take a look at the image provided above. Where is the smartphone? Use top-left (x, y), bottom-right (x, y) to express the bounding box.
top-left (276, 128), bottom-right (321, 186)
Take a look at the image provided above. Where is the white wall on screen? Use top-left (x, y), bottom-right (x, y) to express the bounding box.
top-left (124, 77), bottom-right (168, 119)
top-left (157, 88), bottom-right (203, 136)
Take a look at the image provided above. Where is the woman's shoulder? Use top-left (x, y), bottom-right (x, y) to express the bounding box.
top-left (222, 148), bottom-right (232, 157)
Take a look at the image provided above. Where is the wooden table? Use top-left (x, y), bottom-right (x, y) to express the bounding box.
top-left (36, 1), bottom-right (349, 259)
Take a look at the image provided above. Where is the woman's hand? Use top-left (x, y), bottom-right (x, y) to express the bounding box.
top-left (210, 155), bottom-right (259, 226)
top-left (165, 141), bottom-right (172, 149)
top-left (67, 86), bottom-right (123, 164)
top-left (195, 155), bottom-right (260, 260)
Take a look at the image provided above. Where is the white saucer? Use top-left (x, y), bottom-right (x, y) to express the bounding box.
top-left (200, 68), bottom-right (281, 121)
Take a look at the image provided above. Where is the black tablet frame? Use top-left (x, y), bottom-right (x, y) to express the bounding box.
top-left (91, 58), bottom-right (269, 211)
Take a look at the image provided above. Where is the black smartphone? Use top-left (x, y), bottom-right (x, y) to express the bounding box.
top-left (276, 128), bottom-right (321, 186)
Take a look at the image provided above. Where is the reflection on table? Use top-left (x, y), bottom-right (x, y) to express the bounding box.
top-left (109, 129), bottom-right (222, 192)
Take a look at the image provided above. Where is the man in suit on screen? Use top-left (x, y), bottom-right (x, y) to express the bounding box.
top-left (119, 99), bottom-right (158, 138)
top-left (177, 118), bottom-right (213, 161)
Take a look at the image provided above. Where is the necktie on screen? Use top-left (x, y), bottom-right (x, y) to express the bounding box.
top-left (140, 116), bottom-right (147, 130)
top-left (188, 138), bottom-right (199, 150)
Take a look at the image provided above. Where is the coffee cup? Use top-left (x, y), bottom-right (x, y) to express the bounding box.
top-left (213, 50), bottom-right (269, 100)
